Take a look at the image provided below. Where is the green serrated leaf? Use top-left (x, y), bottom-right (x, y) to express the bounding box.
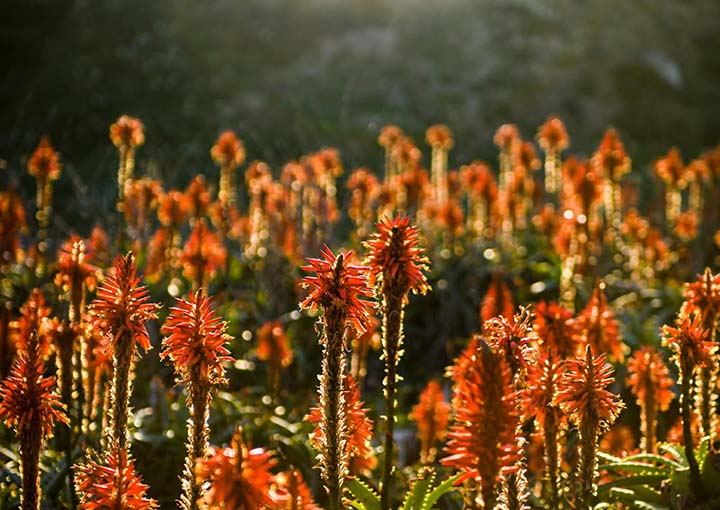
top-left (346, 479), bottom-right (381, 510)
top-left (599, 474), bottom-right (667, 493)
top-left (598, 461), bottom-right (667, 476)
top-left (421, 473), bottom-right (461, 510)
top-left (410, 472), bottom-right (434, 510)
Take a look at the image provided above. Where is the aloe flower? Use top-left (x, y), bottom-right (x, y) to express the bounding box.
top-left (364, 215), bottom-right (429, 510)
top-left (410, 379), bottom-right (450, 463)
top-left (110, 115), bottom-right (145, 212)
top-left (161, 289), bottom-right (234, 510)
top-left (300, 245), bottom-right (372, 510)
top-left (553, 345), bottom-right (623, 509)
top-left (75, 450), bottom-right (157, 510)
top-left (0, 332), bottom-right (68, 510)
top-left (89, 253), bottom-right (159, 453)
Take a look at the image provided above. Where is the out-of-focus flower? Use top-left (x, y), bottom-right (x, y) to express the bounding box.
top-left (411, 379), bottom-right (450, 462)
top-left (308, 374), bottom-right (376, 476)
top-left (494, 124), bottom-right (520, 152)
top-left (110, 115), bottom-right (145, 149)
top-left (536, 117), bottom-right (569, 153)
top-left (533, 301), bottom-right (579, 359)
top-left (27, 136), bottom-right (61, 182)
top-left (185, 175), bottom-right (211, 220)
top-left (599, 424), bottom-right (636, 458)
top-left (271, 469), bottom-right (321, 510)
top-left (426, 125), bottom-right (454, 150)
top-left (256, 321), bottom-right (293, 392)
top-left (675, 211), bottom-right (698, 241)
top-left (0, 188), bottom-right (26, 262)
top-left (626, 346), bottom-right (674, 452)
top-left (378, 125), bottom-right (404, 150)
top-left (75, 450), bottom-right (157, 510)
top-left (55, 236), bottom-right (98, 322)
top-left (180, 219), bottom-right (227, 290)
top-left (211, 130), bottom-right (246, 169)
top-left (442, 339), bottom-right (521, 509)
top-left (480, 275), bottom-right (514, 326)
top-left (161, 289), bottom-right (234, 387)
top-left (592, 128), bottom-right (630, 181)
top-left (654, 147), bottom-right (687, 189)
top-left (158, 189), bottom-right (190, 228)
top-left (573, 284), bottom-right (625, 362)
top-left (9, 289), bottom-right (52, 361)
top-left (197, 428), bottom-right (276, 510)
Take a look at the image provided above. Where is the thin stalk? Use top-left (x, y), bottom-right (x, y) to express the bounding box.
top-left (680, 351), bottom-right (707, 502)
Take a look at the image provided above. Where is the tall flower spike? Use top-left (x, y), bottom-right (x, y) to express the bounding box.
top-left (521, 351), bottom-right (562, 508)
top-left (161, 289), bottom-right (234, 510)
top-left (0, 332), bottom-right (68, 510)
top-left (442, 339), bottom-right (522, 510)
top-left (553, 345), bottom-right (623, 509)
top-left (89, 253), bottom-right (159, 454)
top-left (308, 374), bottom-right (376, 477)
top-left (211, 130), bottom-right (246, 210)
top-left (55, 236), bottom-right (98, 323)
top-left (110, 115), bottom-right (144, 213)
top-left (663, 313), bottom-right (715, 502)
top-left (533, 300), bottom-right (579, 359)
top-left (27, 137), bottom-right (61, 255)
top-left (483, 306), bottom-right (535, 382)
top-left (411, 379), bottom-right (450, 463)
top-left (300, 246), bottom-right (372, 510)
top-left (10, 288), bottom-right (52, 358)
top-left (197, 428), bottom-right (276, 510)
top-left (75, 450), bottom-right (157, 510)
top-left (573, 284), bottom-right (625, 362)
top-left (480, 275), bottom-right (514, 326)
top-left (626, 346), bottom-right (675, 452)
top-left (364, 216), bottom-right (429, 510)
top-left (181, 219), bottom-right (227, 291)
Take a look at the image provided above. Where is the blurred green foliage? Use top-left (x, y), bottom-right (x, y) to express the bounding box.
top-left (2, 0), bottom-right (720, 231)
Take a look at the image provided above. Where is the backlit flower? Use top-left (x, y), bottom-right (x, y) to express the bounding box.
top-left (411, 379), bottom-right (450, 462)
top-left (483, 306), bottom-right (536, 379)
top-left (425, 124), bottom-right (454, 150)
top-left (654, 147), bottom-right (687, 188)
top-left (300, 245), bottom-right (372, 334)
top-left (27, 136), bottom-right (61, 182)
top-left (536, 117), bottom-right (569, 152)
top-left (161, 289), bottom-right (234, 387)
top-left (480, 275), bottom-right (514, 326)
top-left (364, 216), bottom-right (430, 300)
top-left (573, 284), bottom-right (625, 362)
top-left (110, 115), bottom-right (145, 149)
top-left (256, 321), bottom-right (293, 392)
top-left (271, 469), bottom-right (320, 510)
top-left (682, 268), bottom-right (720, 330)
top-left (75, 450), bottom-right (157, 510)
top-left (180, 219), bottom-right (227, 289)
top-left (554, 345), bottom-right (623, 431)
top-left (533, 301), bottom-right (579, 359)
top-left (90, 253), bottom-right (159, 352)
top-left (0, 188), bottom-right (26, 262)
top-left (626, 346), bottom-right (674, 413)
top-left (442, 339), bottom-right (521, 508)
top-left (592, 128), bottom-right (630, 180)
top-left (211, 130), bottom-right (246, 169)
top-left (197, 429), bottom-right (276, 510)
top-left (662, 313), bottom-right (715, 372)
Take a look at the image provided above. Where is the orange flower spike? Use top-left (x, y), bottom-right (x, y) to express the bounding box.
top-left (158, 189), bottom-right (191, 228)
top-left (0, 332), bottom-right (68, 510)
top-left (27, 136), bottom-right (62, 182)
top-left (411, 379), bottom-right (450, 462)
top-left (90, 253), bottom-right (159, 352)
top-left (0, 188), bottom-right (27, 262)
top-left (75, 451), bottom-right (157, 510)
top-left (592, 128), bottom-right (630, 181)
top-left (161, 289), bottom-right (234, 387)
top-left (553, 345), bottom-right (623, 508)
top-left (89, 253), bottom-right (159, 454)
top-left (662, 313), bottom-right (716, 372)
top-left (185, 175), bottom-right (211, 220)
top-left (300, 245), bottom-right (373, 334)
top-left (683, 268), bottom-right (720, 331)
top-left (494, 124), bottom-right (520, 152)
top-left (442, 339), bottom-right (521, 509)
top-left (161, 289), bottom-right (233, 509)
top-left (522, 350), bottom-right (563, 507)
top-left (480, 276), bottom-right (514, 326)
top-left (180, 219), bottom-right (227, 290)
top-left (654, 147), bottom-right (687, 188)
top-left (197, 429), bottom-right (277, 510)
top-left (626, 346), bottom-right (675, 452)
top-left (110, 115), bottom-right (145, 149)
top-left (365, 216), bottom-right (430, 299)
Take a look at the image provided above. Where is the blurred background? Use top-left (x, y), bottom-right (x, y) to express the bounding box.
top-left (2, 0), bottom-right (720, 230)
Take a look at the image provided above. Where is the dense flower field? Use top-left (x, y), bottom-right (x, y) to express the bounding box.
top-left (1, 115), bottom-right (720, 510)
